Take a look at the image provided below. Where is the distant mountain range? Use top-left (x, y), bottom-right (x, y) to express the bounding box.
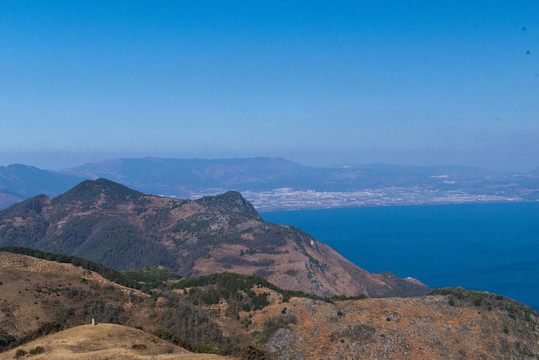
top-left (1, 157), bottom-right (538, 210)
top-left (63, 157), bottom-right (501, 193)
top-left (0, 164), bottom-right (84, 208)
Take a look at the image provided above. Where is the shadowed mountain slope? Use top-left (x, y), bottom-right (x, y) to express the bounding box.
top-left (0, 179), bottom-right (429, 297)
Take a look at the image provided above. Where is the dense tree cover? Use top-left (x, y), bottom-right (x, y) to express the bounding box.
top-left (0, 195), bottom-right (50, 219)
top-left (51, 178), bottom-right (144, 209)
top-left (70, 216), bottom-right (177, 271)
top-left (173, 272), bottom-right (334, 306)
top-left (41, 217), bottom-right (96, 254)
top-left (156, 302), bottom-right (226, 352)
top-left (122, 266), bottom-right (181, 286)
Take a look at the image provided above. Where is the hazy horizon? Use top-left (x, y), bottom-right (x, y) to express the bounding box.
top-left (1, 151), bottom-right (537, 174)
top-left (1, 1), bottom-right (538, 172)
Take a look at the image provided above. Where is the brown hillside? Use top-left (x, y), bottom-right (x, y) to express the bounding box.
top-left (241, 296), bottom-right (538, 359)
top-left (0, 178), bottom-right (429, 297)
top-left (0, 252), bottom-right (537, 359)
top-left (0, 252), bottom-right (234, 355)
top-left (0, 324), bottom-right (231, 360)
top-left (0, 252), bottom-right (143, 336)
top-left (0, 251), bottom-right (150, 338)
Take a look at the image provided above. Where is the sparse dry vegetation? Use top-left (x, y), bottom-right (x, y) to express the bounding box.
top-left (0, 324), bottom-right (231, 360)
top-left (1, 249), bottom-right (538, 359)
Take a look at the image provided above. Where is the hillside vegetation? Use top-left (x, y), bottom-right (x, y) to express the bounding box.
top-left (0, 178), bottom-right (429, 298)
top-left (0, 251), bottom-right (241, 356)
top-left (1, 250), bottom-right (537, 359)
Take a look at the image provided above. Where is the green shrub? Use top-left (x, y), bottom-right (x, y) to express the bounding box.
top-left (29, 346), bottom-right (45, 355)
top-left (152, 329), bottom-right (195, 352)
top-left (123, 266), bottom-right (181, 286)
top-left (14, 349), bottom-right (27, 358)
top-left (0, 330), bottom-right (16, 347)
top-left (257, 314), bottom-right (297, 344)
top-left (131, 344), bottom-right (147, 350)
top-left (36, 320), bottom-right (62, 337)
top-left (241, 345), bottom-right (268, 360)
top-left (172, 272), bottom-right (332, 306)
top-left (257, 322), bottom-right (285, 344)
top-left (196, 344), bottom-right (220, 354)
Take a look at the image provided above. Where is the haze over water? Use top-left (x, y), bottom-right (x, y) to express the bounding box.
top-left (262, 202), bottom-right (539, 310)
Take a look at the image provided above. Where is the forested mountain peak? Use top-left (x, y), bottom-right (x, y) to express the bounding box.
top-left (54, 178), bottom-right (144, 204)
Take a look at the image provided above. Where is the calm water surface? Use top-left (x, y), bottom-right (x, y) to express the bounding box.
top-left (262, 202), bottom-right (539, 310)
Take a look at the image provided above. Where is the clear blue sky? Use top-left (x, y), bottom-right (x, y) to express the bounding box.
top-left (1, 1), bottom-right (538, 171)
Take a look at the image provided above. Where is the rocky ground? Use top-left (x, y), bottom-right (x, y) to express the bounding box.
top-left (247, 295), bottom-right (538, 359)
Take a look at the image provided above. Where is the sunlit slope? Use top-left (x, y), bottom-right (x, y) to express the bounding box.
top-left (0, 251), bottom-right (537, 359)
top-left (0, 324), bottom-right (232, 360)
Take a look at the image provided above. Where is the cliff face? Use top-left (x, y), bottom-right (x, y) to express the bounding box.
top-left (0, 178), bottom-right (429, 297)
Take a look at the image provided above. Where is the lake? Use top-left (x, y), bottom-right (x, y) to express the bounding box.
top-left (262, 202), bottom-right (539, 310)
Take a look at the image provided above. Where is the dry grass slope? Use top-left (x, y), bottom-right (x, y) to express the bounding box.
top-left (0, 251), bottom-right (149, 338)
top-left (244, 296), bottom-right (539, 360)
top-left (0, 324), bottom-right (233, 360)
top-left (1, 251), bottom-right (537, 359)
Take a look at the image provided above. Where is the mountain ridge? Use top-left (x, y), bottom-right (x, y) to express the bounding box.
top-left (0, 179), bottom-right (429, 298)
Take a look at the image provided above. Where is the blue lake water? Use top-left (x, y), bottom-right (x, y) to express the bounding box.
top-left (261, 202), bottom-right (539, 310)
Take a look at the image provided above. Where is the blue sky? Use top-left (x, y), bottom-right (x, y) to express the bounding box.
top-left (0, 1), bottom-right (538, 171)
